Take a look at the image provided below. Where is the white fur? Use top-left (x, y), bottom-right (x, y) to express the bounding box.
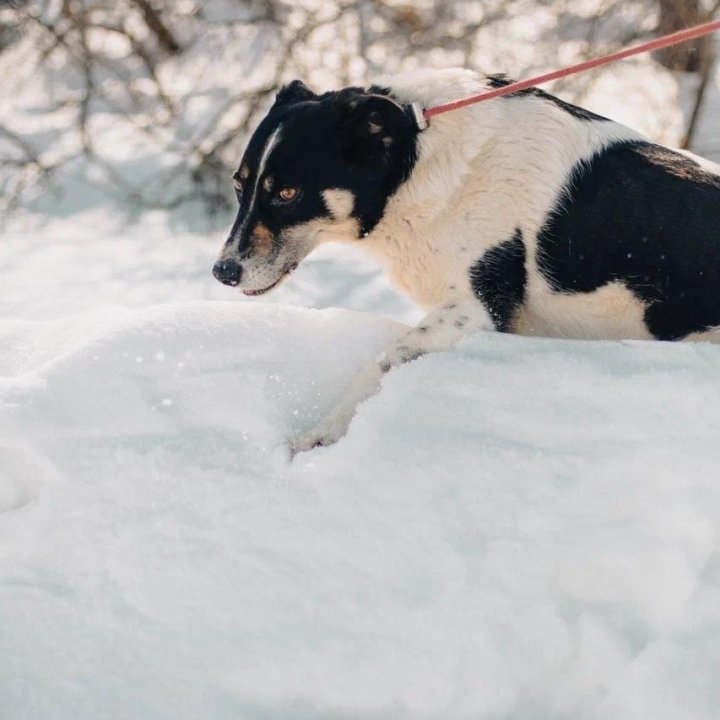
top-left (362, 70), bottom-right (645, 329)
top-left (322, 189), bottom-right (355, 220)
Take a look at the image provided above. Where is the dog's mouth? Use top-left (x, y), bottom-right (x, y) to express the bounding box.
top-left (242, 263), bottom-right (298, 297)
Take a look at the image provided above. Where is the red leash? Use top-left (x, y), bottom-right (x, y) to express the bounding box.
top-left (415, 18), bottom-right (720, 126)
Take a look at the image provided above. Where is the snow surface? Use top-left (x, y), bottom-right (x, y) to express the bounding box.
top-left (2, 279), bottom-right (720, 718)
top-left (1, 17), bottom-right (720, 715)
top-left (0, 211), bottom-right (420, 324)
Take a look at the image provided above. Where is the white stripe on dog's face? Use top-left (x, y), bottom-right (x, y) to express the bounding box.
top-left (251, 124), bottom-right (282, 208)
top-left (227, 124), bottom-right (283, 254)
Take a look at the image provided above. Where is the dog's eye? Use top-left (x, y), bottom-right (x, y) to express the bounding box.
top-left (277, 187), bottom-right (298, 202)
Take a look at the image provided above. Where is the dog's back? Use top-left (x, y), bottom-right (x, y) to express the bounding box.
top-left (366, 69), bottom-right (720, 342)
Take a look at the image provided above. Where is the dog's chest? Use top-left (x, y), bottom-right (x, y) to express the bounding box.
top-left (361, 228), bottom-right (462, 308)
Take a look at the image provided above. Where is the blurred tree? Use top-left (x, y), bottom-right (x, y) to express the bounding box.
top-left (0, 0), bottom-right (718, 223)
top-left (655, 0), bottom-right (715, 71)
top-left (654, 0), bottom-right (719, 148)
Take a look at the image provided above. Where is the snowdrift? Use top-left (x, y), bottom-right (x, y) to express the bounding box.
top-left (2, 302), bottom-right (720, 719)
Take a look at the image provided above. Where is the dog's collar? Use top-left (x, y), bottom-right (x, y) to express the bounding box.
top-left (404, 102), bottom-right (428, 132)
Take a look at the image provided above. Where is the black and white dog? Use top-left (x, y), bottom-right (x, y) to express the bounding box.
top-left (212, 68), bottom-right (720, 452)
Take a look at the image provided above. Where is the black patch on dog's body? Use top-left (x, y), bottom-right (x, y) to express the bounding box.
top-left (486, 74), bottom-right (609, 122)
top-left (470, 229), bottom-right (527, 332)
top-left (537, 140), bottom-right (720, 340)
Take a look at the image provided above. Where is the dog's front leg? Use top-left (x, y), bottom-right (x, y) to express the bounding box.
top-left (291, 299), bottom-right (494, 455)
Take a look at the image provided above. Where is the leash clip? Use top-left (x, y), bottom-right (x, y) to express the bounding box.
top-left (405, 102), bottom-right (428, 131)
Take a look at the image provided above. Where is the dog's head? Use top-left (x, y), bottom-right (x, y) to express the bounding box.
top-left (212, 80), bottom-right (418, 295)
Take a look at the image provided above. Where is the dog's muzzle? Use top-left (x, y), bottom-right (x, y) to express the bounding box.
top-left (212, 258), bottom-right (243, 287)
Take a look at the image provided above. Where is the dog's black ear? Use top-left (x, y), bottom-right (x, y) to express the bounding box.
top-left (335, 92), bottom-right (414, 165)
top-left (275, 80), bottom-right (315, 107)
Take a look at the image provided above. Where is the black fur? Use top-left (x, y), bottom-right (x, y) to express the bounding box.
top-left (225, 81), bottom-right (418, 254)
top-left (470, 229), bottom-right (527, 332)
top-left (537, 141), bottom-right (720, 340)
top-left (367, 84), bottom-right (393, 97)
top-left (486, 74), bottom-right (609, 122)
top-left (274, 79), bottom-right (315, 106)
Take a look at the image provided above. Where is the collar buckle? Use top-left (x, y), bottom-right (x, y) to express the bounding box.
top-left (404, 102), bottom-right (428, 131)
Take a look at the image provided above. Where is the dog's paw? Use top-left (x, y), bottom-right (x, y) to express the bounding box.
top-left (290, 431), bottom-right (334, 457)
top-left (291, 414), bottom-right (350, 457)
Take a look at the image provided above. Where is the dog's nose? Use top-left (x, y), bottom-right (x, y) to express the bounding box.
top-left (212, 258), bottom-right (242, 286)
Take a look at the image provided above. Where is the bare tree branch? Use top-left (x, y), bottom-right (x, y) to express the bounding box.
top-left (1, 0), bottom-right (716, 221)
top-left (128, 0), bottom-right (180, 54)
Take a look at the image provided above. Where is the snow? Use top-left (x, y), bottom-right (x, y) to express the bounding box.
top-left (2, 267), bottom-right (720, 717)
top-left (2, 8), bottom-right (720, 715)
top-left (0, 211), bottom-right (420, 324)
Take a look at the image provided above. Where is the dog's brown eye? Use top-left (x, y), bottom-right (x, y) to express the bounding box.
top-left (278, 187), bottom-right (298, 202)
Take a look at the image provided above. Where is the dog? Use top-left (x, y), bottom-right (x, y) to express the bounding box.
top-left (212, 67), bottom-right (720, 453)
